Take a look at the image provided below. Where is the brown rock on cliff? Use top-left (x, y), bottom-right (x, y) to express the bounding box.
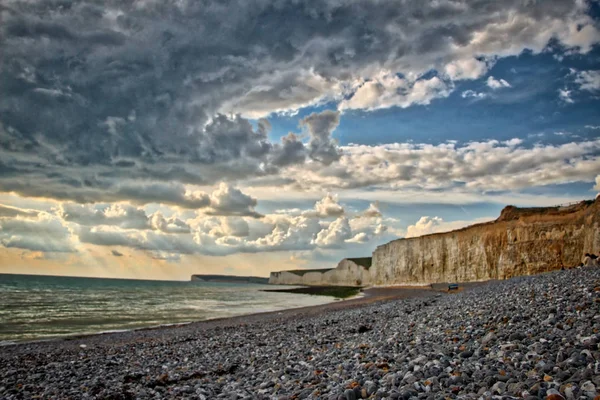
top-left (370, 199), bottom-right (599, 285)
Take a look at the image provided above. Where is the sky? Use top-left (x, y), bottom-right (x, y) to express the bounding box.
top-left (1, 0), bottom-right (600, 280)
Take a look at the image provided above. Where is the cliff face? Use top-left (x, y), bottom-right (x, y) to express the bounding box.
top-left (269, 259), bottom-right (371, 286)
top-left (370, 199), bottom-right (599, 285)
top-left (269, 199), bottom-right (599, 287)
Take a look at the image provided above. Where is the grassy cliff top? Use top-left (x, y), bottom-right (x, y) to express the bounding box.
top-left (285, 268), bottom-right (334, 276)
top-left (347, 257), bottom-right (372, 269)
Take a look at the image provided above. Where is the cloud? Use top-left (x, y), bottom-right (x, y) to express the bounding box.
top-left (279, 138), bottom-right (600, 192)
top-left (2, 0), bottom-right (600, 265)
top-left (595, 175), bottom-right (600, 191)
top-left (405, 216), bottom-right (493, 238)
top-left (301, 110), bottom-right (341, 165)
top-left (115, 182), bottom-right (211, 209)
top-left (312, 217), bottom-right (352, 248)
top-left (444, 58), bottom-right (490, 81)
top-left (362, 202), bottom-right (382, 218)
top-left (70, 195), bottom-right (389, 257)
top-left (78, 226), bottom-right (199, 255)
top-left (268, 133), bottom-right (306, 167)
top-left (1, 0), bottom-right (599, 207)
top-left (558, 88), bottom-right (575, 103)
top-left (149, 212), bottom-right (190, 234)
top-left (339, 73), bottom-right (452, 111)
top-left (302, 194), bottom-right (345, 218)
top-left (0, 204), bottom-right (39, 218)
top-left (205, 183), bottom-right (261, 218)
top-left (111, 249), bottom-right (123, 257)
top-left (58, 203), bottom-right (149, 229)
top-left (574, 70), bottom-right (600, 92)
top-left (0, 214), bottom-right (76, 253)
top-left (405, 216), bottom-right (444, 238)
top-left (219, 70), bottom-right (346, 119)
top-left (486, 76), bottom-right (511, 89)
top-left (346, 232), bottom-right (370, 244)
top-left (461, 90), bottom-right (488, 100)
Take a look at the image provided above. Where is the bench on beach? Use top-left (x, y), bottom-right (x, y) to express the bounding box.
top-left (448, 283), bottom-right (459, 291)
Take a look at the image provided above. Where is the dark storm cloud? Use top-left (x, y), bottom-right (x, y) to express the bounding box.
top-left (0, 0), bottom-right (598, 203)
top-left (302, 110), bottom-right (341, 165)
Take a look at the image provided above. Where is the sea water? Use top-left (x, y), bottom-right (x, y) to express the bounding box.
top-left (0, 274), bottom-right (334, 343)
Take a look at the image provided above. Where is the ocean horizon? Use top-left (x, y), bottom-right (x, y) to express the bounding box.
top-left (0, 273), bottom-right (335, 343)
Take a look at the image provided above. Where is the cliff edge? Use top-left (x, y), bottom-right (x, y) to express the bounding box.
top-left (270, 199), bottom-right (599, 286)
top-left (371, 199), bottom-right (599, 285)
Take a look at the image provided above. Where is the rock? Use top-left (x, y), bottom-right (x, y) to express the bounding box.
top-left (357, 325), bottom-right (371, 333)
top-left (559, 383), bottom-right (577, 400)
top-left (491, 381), bottom-right (506, 394)
top-left (546, 392), bottom-right (565, 400)
top-left (580, 381), bottom-right (596, 397)
top-left (509, 332), bottom-right (527, 341)
top-left (343, 388), bottom-right (357, 400)
top-left (481, 332), bottom-right (496, 345)
top-left (364, 381), bottom-right (377, 396)
top-left (403, 372), bottom-right (418, 385)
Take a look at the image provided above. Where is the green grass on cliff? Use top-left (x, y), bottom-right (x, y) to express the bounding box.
top-left (285, 268), bottom-right (334, 276)
top-left (347, 257), bottom-right (372, 269)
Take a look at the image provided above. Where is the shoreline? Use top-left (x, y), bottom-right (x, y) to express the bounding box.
top-left (1, 285), bottom-right (439, 349)
top-left (1, 267), bottom-right (598, 399)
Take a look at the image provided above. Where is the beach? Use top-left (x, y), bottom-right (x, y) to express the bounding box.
top-left (1, 267), bottom-right (599, 399)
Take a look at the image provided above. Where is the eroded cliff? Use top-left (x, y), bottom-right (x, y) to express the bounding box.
top-left (371, 199), bottom-right (599, 285)
top-left (270, 199), bottom-right (599, 286)
top-left (269, 259), bottom-right (371, 286)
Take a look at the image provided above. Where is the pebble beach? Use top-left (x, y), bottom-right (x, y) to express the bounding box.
top-left (1, 266), bottom-right (599, 400)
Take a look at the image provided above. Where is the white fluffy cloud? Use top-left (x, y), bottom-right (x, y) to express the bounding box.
top-left (405, 216), bottom-right (444, 238)
top-left (362, 203), bottom-right (382, 218)
top-left (405, 216), bottom-right (493, 238)
top-left (312, 217), bottom-right (352, 248)
top-left (0, 191), bottom-right (389, 257)
top-left (444, 58), bottom-right (490, 81)
top-left (558, 88), bottom-right (575, 103)
top-left (574, 70), bottom-right (600, 92)
top-left (462, 90), bottom-right (488, 100)
top-left (339, 73), bottom-right (452, 111)
top-left (303, 194), bottom-right (345, 218)
top-left (205, 183), bottom-right (261, 218)
top-left (279, 138), bottom-right (600, 193)
top-left (149, 212), bottom-right (190, 234)
top-left (486, 76), bottom-right (511, 89)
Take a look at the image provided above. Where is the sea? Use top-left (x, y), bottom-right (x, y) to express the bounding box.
top-left (0, 273), bottom-right (335, 344)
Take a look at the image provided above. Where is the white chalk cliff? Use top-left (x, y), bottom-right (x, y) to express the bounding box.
top-left (269, 199), bottom-right (600, 286)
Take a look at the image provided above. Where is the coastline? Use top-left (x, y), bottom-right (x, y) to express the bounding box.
top-left (1, 267), bottom-right (598, 399)
top-left (0, 285), bottom-right (438, 349)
